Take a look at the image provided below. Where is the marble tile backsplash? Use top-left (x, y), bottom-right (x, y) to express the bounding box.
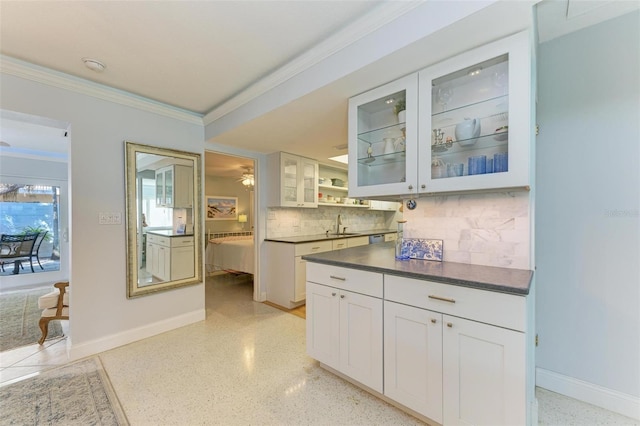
top-left (266, 207), bottom-right (395, 238)
top-left (403, 191), bottom-right (531, 269)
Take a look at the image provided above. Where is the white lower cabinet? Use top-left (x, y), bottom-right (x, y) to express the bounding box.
top-left (266, 240), bottom-right (333, 309)
top-left (307, 264), bottom-right (533, 425)
top-left (266, 237), bottom-right (372, 309)
top-left (442, 314), bottom-right (525, 425)
top-left (384, 301), bottom-right (443, 423)
top-left (146, 233), bottom-right (194, 281)
top-left (306, 263), bottom-right (383, 392)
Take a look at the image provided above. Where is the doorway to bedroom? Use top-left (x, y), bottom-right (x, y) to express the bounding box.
top-left (203, 151), bottom-right (256, 305)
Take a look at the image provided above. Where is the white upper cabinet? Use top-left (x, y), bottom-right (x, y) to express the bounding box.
top-left (268, 152), bottom-right (319, 208)
top-left (155, 165), bottom-right (193, 208)
top-left (348, 31), bottom-right (532, 198)
top-left (348, 74), bottom-right (419, 198)
top-left (418, 31), bottom-right (533, 193)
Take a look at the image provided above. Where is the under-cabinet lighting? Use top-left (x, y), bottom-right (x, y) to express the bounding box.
top-left (468, 67), bottom-right (483, 76)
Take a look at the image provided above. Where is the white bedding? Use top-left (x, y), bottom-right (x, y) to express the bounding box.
top-left (205, 236), bottom-right (254, 274)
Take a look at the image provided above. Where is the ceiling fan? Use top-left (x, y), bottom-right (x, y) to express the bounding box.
top-left (236, 166), bottom-right (254, 189)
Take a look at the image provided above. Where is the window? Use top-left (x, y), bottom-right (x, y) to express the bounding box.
top-left (0, 184), bottom-right (60, 273)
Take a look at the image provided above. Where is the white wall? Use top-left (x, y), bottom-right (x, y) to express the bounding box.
top-left (535, 10), bottom-right (640, 416)
top-left (0, 73), bottom-right (206, 357)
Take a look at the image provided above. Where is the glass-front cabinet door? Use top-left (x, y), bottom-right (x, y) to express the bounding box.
top-left (164, 168), bottom-right (174, 206)
top-left (302, 160), bottom-right (317, 205)
top-left (348, 74), bottom-right (418, 198)
top-left (282, 155), bottom-right (299, 205)
top-left (155, 170), bottom-right (164, 206)
top-left (417, 31), bottom-right (532, 193)
top-left (278, 152), bottom-right (318, 208)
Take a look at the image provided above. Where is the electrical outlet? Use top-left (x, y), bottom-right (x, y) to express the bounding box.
top-left (268, 211), bottom-right (276, 220)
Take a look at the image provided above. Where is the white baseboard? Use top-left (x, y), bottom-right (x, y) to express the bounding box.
top-left (68, 309), bottom-right (205, 360)
top-left (536, 368), bottom-right (640, 420)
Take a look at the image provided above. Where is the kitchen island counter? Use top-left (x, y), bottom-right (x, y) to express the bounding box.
top-left (303, 241), bottom-right (533, 295)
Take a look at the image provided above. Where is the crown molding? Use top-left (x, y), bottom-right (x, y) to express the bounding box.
top-left (203, 1), bottom-right (424, 126)
top-left (0, 55), bottom-right (204, 125)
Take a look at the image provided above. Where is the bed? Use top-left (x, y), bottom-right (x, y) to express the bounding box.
top-left (205, 233), bottom-right (254, 275)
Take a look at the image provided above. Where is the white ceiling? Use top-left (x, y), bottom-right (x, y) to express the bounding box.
top-left (1, 0), bottom-right (637, 175)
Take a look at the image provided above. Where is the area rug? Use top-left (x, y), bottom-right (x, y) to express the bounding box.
top-left (0, 287), bottom-right (63, 352)
top-left (0, 356), bottom-right (128, 425)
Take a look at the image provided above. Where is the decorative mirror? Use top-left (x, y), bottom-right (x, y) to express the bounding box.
top-left (125, 141), bottom-right (202, 298)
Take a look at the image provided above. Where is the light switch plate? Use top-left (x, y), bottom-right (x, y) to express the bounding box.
top-left (99, 212), bottom-right (122, 225)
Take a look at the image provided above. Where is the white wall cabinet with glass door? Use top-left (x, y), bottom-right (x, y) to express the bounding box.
top-left (348, 31), bottom-right (532, 198)
top-left (418, 31), bottom-right (533, 193)
top-left (155, 165), bottom-right (193, 208)
top-left (348, 74), bottom-right (418, 198)
top-left (267, 152), bottom-right (318, 208)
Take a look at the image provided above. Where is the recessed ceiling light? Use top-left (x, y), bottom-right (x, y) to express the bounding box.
top-left (82, 57), bottom-right (106, 73)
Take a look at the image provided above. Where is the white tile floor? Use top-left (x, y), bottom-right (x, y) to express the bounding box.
top-left (1, 274), bottom-right (638, 425)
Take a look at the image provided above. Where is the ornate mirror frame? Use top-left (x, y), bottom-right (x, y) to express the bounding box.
top-left (124, 141), bottom-right (202, 298)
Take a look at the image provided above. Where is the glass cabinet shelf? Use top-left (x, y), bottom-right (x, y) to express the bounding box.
top-left (357, 151), bottom-right (406, 166)
top-left (432, 132), bottom-right (508, 155)
top-left (432, 94), bottom-right (508, 130)
top-left (357, 122), bottom-right (406, 145)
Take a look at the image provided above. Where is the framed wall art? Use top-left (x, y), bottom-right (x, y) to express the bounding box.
top-left (206, 195), bottom-right (237, 220)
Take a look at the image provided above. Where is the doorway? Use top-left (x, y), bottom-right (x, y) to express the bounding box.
top-left (203, 151), bottom-right (257, 302)
top-left (0, 109), bottom-right (70, 357)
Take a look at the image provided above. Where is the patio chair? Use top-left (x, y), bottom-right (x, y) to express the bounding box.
top-left (0, 232), bottom-right (40, 273)
top-left (38, 280), bottom-right (69, 344)
top-left (31, 231), bottom-right (48, 270)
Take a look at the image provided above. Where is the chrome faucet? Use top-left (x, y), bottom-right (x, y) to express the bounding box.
top-left (336, 214), bottom-right (343, 234)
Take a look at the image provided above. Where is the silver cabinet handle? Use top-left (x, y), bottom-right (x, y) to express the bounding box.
top-left (408, 184), bottom-right (413, 190)
top-left (428, 295), bottom-right (456, 303)
top-left (340, 294), bottom-right (345, 299)
top-left (447, 322), bottom-right (453, 328)
top-left (421, 184), bottom-right (426, 189)
top-left (329, 275), bottom-right (346, 281)
top-left (430, 318), bottom-right (437, 324)
top-left (331, 292), bottom-right (337, 297)
top-left (311, 246), bottom-right (321, 250)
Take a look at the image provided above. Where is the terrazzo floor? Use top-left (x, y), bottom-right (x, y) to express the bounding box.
top-left (1, 273), bottom-right (638, 425)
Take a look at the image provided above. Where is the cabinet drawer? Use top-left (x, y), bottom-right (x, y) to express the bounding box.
top-left (332, 240), bottom-right (348, 251)
top-left (347, 236), bottom-right (369, 247)
top-left (147, 234), bottom-right (170, 247)
top-left (307, 262), bottom-right (382, 298)
top-left (295, 240), bottom-right (333, 256)
top-left (171, 236), bottom-right (195, 248)
top-left (384, 275), bottom-right (526, 331)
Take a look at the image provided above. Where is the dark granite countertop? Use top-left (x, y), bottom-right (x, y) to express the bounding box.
top-left (146, 230), bottom-right (194, 238)
top-left (265, 229), bottom-right (396, 244)
top-left (302, 242), bottom-right (533, 295)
